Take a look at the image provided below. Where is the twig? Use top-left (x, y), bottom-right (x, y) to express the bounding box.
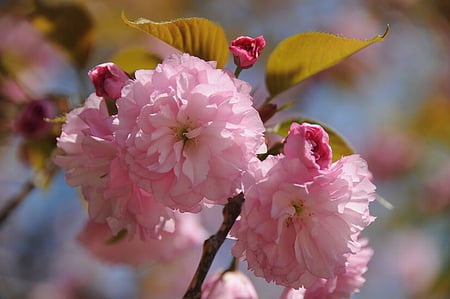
top-left (0, 179), bottom-right (35, 227)
top-left (0, 160), bottom-right (57, 228)
top-left (182, 192), bottom-right (245, 299)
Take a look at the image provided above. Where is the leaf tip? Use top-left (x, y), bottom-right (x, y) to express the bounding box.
top-left (120, 10), bottom-right (129, 24)
top-left (380, 24), bottom-right (390, 39)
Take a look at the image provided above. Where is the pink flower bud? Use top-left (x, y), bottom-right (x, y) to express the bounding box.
top-left (88, 63), bottom-right (130, 100)
top-left (230, 35), bottom-right (266, 69)
top-left (14, 99), bottom-right (55, 138)
top-left (201, 271), bottom-right (258, 299)
top-left (284, 122), bottom-right (332, 170)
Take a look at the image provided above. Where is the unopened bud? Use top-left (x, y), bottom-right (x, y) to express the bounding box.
top-left (88, 63), bottom-right (130, 100)
top-left (230, 35), bottom-right (266, 69)
top-left (15, 99), bottom-right (55, 138)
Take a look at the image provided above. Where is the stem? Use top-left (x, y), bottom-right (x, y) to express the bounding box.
top-left (234, 66), bottom-right (243, 78)
top-left (257, 103), bottom-right (277, 124)
top-left (183, 192), bottom-right (245, 299)
top-left (0, 179), bottom-right (35, 227)
top-left (0, 160), bottom-right (57, 228)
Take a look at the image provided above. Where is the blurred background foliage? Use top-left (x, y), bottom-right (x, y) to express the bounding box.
top-left (0, 0), bottom-right (449, 298)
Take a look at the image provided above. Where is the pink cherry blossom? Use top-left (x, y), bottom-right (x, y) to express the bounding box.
top-left (298, 241), bottom-right (373, 299)
top-left (201, 271), bottom-right (258, 299)
top-left (283, 122), bottom-right (332, 171)
top-left (140, 247), bottom-right (202, 299)
top-left (422, 161), bottom-right (450, 214)
top-left (364, 130), bottom-right (421, 179)
top-left (88, 62), bottom-right (130, 100)
top-left (78, 211), bottom-right (206, 266)
top-left (230, 36), bottom-right (266, 69)
top-left (231, 151), bottom-right (376, 289)
top-left (54, 94), bottom-right (172, 240)
top-left (116, 53), bottom-right (266, 212)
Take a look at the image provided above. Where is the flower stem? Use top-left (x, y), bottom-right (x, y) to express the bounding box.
top-left (182, 192), bottom-right (245, 299)
top-left (234, 66), bottom-right (243, 78)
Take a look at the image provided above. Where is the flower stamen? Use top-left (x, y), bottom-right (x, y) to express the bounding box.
top-left (292, 201), bottom-right (304, 216)
top-left (178, 126), bottom-right (191, 142)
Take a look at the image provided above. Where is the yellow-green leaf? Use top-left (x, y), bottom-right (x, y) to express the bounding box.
top-left (111, 47), bottom-right (161, 74)
top-left (266, 26), bottom-right (389, 97)
top-left (122, 13), bottom-right (229, 68)
top-left (411, 95), bottom-right (450, 149)
top-left (20, 136), bottom-right (57, 188)
top-left (270, 118), bottom-right (354, 162)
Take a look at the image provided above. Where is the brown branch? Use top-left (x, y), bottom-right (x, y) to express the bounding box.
top-left (0, 160), bottom-right (57, 228)
top-left (183, 192), bottom-right (245, 299)
top-left (0, 179), bottom-right (35, 227)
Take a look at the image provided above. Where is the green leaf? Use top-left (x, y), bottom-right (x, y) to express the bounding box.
top-left (20, 136), bottom-right (57, 188)
top-left (111, 47), bottom-right (161, 74)
top-left (121, 13), bottom-right (229, 68)
top-left (266, 26), bottom-right (389, 97)
top-left (270, 118), bottom-right (354, 162)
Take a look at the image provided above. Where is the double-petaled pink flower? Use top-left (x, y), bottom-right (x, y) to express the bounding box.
top-left (54, 95), bottom-right (172, 240)
top-left (230, 36), bottom-right (266, 69)
top-left (231, 123), bottom-right (376, 289)
top-left (116, 53), bottom-right (266, 212)
top-left (279, 240), bottom-right (373, 299)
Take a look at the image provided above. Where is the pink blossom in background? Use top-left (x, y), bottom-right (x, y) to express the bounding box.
top-left (140, 247), bottom-right (202, 299)
top-left (230, 35), bottom-right (266, 69)
top-left (0, 77), bottom-right (28, 104)
top-left (364, 130), bottom-right (421, 180)
top-left (54, 95), bottom-right (172, 240)
top-left (78, 211), bottom-right (206, 266)
top-left (0, 15), bottom-right (76, 98)
top-left (379, 230), bottom-right (442, 296)
top-left (421, 161), bottom-right (450, 214)
top-left (88, 62), bottom-right (130, 100)
top-left (201, 271), bottom-right (259, 299)
top-left (283, 122), bottom-right (332, 171)
top-left (116, 53), bottom-right (266, 212)
top-left (14, 99), bottom-right (56, 138)
top-left (232, 144), bottom-right (376, 289)
top-left (28, 243), bottom-right (137, 299)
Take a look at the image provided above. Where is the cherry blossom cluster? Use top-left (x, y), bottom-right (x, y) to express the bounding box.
top-left (55, 36), bottom-right (376, 298)
top-left (231, 122), bottom-right (376, 298)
